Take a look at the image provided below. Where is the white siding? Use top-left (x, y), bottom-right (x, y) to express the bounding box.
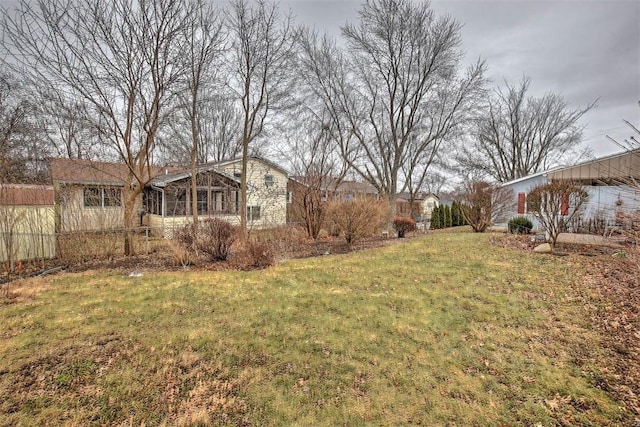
top-left (217, 159), bottom-right (288, 228)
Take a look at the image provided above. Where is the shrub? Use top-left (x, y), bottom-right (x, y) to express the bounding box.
top-left (508, 216), bottom-right (533, 234)
top-left (197, 218), bottom-right (238, 261)
top-left (174, 218), bottom-right (238, 261)
top-left (527, 181), bottom-right (588, 249)
top-left (326, 198), bottom-right (388, 246)
top-left (430, 206), bottom-right (441, 229)
top-left (246, 241), bottom-right (274, 269)
top-left (231, 241), bottom-right (275, 270)
top-left (444, 204), bottom-right (452, 228)
top-left (392, 216), bottom-right (416, 238)
top-left (458, 180), bottom-right (512, 233)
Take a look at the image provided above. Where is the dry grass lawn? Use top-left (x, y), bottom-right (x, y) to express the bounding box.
top-left (0, 230), bottom-right (636, 425)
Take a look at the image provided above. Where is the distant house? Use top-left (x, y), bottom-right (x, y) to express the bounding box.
top-left (332, 180), bottom-right (379, 201)
top-left (0, 184), bottom-right (56, 264)
top-left (395, 192), bottom-right (439, 222)
top-left (50, 156), bottom-right (289, 237)
top-left (499, 149), bottom-right (640, 231)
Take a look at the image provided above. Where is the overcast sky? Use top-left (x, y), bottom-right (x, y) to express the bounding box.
top-left (284, 0), bottom-right (640, 158)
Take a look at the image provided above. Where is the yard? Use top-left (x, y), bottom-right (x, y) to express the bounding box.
top-left (0, 230), bottom-right (638, 425)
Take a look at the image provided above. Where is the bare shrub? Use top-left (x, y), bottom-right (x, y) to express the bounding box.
top-left (251, 225), bottom-right (309, 258)
top-left (326, 198), bottom-right (388, 246)
top-left (621, 211), bottom-right (640, 275)
top-left (197, 219), bottom-right (238, 261)
top-left (246, 241), bottom-right (274, 269)
top-left (527, 181), bottom-right (588, 250)
top-left (230, 241), bottom-right (274, 270)
top-left (458, 181), bottom-right (513, 233)
top-left (57, 230), bottom-right (123, 263)
top-left (175, 219), bottom-right (238, 262)
top-left (392, 217), bottom-right (416, 238)
top-left (169, 241), bottom-right (194, 268)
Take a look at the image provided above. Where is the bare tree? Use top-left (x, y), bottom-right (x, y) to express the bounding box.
top-left (160, 94), bottom-right (242, 166)
top-left (0, 72), bottom-right (26, 184)
top-left (178, 0), bottom-right (226, 226)
top-left (304, 0), bottom-right (485, 215)
top-left (605, 106), bottom-right (640, 271)
top-left (280, 110), bottom-right (347, 238)
top-left (527, 180), bottom-right (589, 250)
top-left (0, 70), bottom-right (48, 184)
top-left (36, 86), bottom-right (101, 160)
top-left (226, 0), bottom-right (297, 239)
top-left (457, 77), bottom-right (595, 182)
top-left (3, 0), bottom-right (192, 255)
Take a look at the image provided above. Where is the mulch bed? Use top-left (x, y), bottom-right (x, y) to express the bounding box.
top-left (2, 233), bottom-right (409, 279)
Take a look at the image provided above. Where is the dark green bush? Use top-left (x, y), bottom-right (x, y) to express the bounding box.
top-left (430, 206), bottom-right (441, 229)
top-left (508, 216), bottom-right (533, 234)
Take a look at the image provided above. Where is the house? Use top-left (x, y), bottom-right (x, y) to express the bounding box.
top-left (0, 184), bottom-right (56, 264)
top-left (50, 156), bottom-right (289, 237)
top-left (499, 149), bottom-right (640, 232)
top-left (50, 158), bottom-right (172, 232)
top-left (395, 192), bottom-right (439, 222)
top-left (146, 157), bottom-right (288, 237)
top-left (496, 170), bottom-right (557, 229)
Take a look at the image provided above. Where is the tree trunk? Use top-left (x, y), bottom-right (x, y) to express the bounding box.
top-left (122, 185), bottom-right (140, 256)
top-left (239, 143), bottom-right (248, 242)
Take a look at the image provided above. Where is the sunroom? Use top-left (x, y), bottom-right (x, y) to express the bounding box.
top-left (143, 166), bottom-right (242, 237)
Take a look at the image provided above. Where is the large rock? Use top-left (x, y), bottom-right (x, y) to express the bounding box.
top-left (533, 243), bottom-right (552, 253)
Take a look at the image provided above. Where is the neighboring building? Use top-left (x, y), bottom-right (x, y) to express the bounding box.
top-left (496, 170), bottom-right (555, 229)
top-left (50, 158), bottom-right (170, 232)
top-left (332, 180), bottom-right (379, 201)
top-left (395, 192), bottom-right (439, 221)
top-left (50, 156), bottom-right (289, 237)
top-left (0, 184), bottom-right (56, 263)
top-left (499, 149), bottom-right (640, 231)
top-left (146, 157), bottom-right (288, 236)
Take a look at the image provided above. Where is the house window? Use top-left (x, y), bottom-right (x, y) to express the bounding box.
top-left (83, 187), bottom-right (122, 208)
top-left (517, 192), bottom-right (526, 214)
top-left (104, 188), bottom-right (122, 207)
top-left (247, 205), bottom-right (261, 221)
top-left (265, 174), bottom-right (274, 187)
top-left (144, 189), bottom-right (162, 215)
top-left (287, 191), bottom-right (292, 204)
top-left (166, 189), bottom-right (186, 216)
top-left (83, 187), bottom-right (101, 207)
top-left (211, 191), bottom-right (225, 212)
top-left (197, 189), bottom-right (208, 214)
